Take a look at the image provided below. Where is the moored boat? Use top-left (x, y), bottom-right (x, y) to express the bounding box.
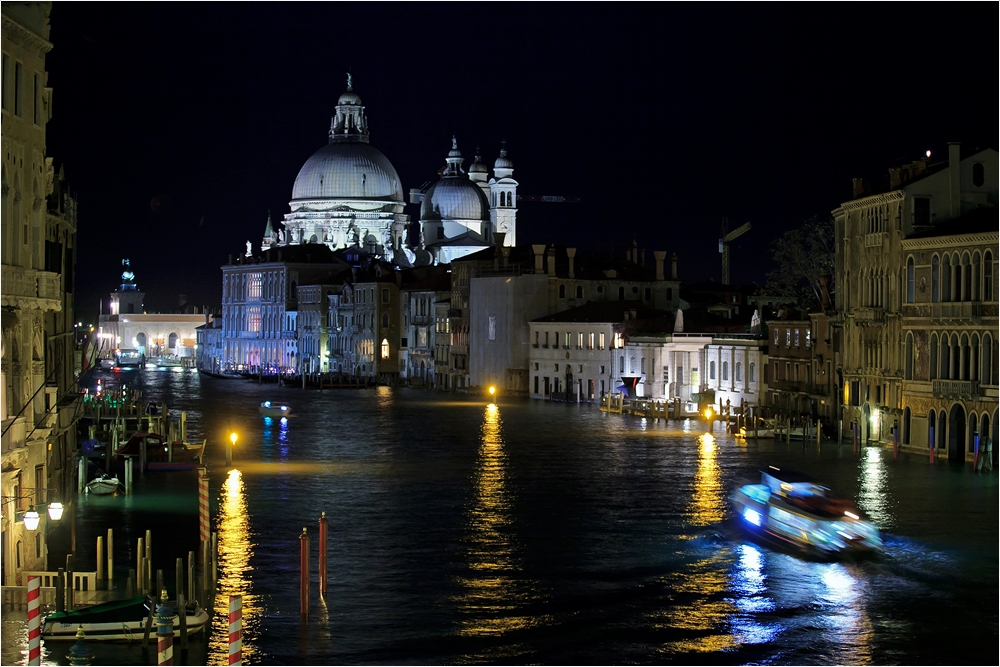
top-left (86, 474), bottom-right (121, 495)
top-left (730, 466), bottom-right (882, 560)
top-left (41, 595), bottom-right (209, 641)
top-left (259, 400), bottom-right (290, 418)
top-left (113, 433), bottom-right (206, 471)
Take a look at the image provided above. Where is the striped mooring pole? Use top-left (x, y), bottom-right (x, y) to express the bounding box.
top-left (27, 575), bottom-right (41, 665)
top-left (318, 512), bottom-right (328, 596)
top-left (300, 527), bottom-right (310, 617)
top-left (156, 589), bottom-right (175, 666)
top-left (228, 595), bottom-right (243, 665)
top-left (198, 466), bottom-right (210, 545)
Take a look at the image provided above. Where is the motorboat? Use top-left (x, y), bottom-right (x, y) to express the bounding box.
top-left (86, 474), bottom-right (121, 495)
top-left (259, 400), bottom-right (290, 418)
top-left (113, 432), bottom-right (206, 471)
top-left (41, 594), bottom-right (210, 641)
top-left (730, 466), bottom-right (882, 560)
top-left (738, 419), bottom-right (776, 439)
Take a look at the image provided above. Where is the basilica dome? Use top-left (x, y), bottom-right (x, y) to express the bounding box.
top-left (420, 177), bottom-right (490, 221)
top-left (291, 142), bottom-right (404, 202)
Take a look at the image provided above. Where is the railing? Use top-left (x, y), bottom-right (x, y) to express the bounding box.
top-left (932, 379), bottom-right (980, 398)
top-left (931, 302), bottom-right (981, 322)
top-left (1, 417), bottom-right (26, 454)
top-left (855, 307), bottom-right (886, 323)
top-left (0, 266), bottom-right (63, 308)
top-left (864, 232), bottom-right (886, 248)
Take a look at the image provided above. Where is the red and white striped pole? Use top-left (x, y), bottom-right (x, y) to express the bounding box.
top-left (27, 575), bottom-right (40, 666)
top-left (228, 595), bottom-right (242, 666)
top-left (299, 527), bottom-right (310, 617)
top-left (156, 591), bottom-right (174, 666)
top-left (318, 512), bottom-right (328, 597)
top-left (198, 466), bottom-right (210, 545)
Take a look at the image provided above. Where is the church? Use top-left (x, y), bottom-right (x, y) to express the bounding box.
top-left (259, 75), bottom-right (517, 266)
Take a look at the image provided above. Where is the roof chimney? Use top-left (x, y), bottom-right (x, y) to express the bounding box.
top-left (546, 246), bottom-right (556, 276)
top-left (654, 251), bottom-right (666, 281)
top-left (566, 247), bottom-right (576, 279)
top-left (532, 244), bottom-right (546, 273)
top-left (670, 252), bottom-right (678, 280)
top-left (948, 142), bottom-right (961, 219)
top-left (852, 177), bottom-right (866, 199)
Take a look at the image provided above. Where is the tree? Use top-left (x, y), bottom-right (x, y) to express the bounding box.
top-left (764, 215), bottom-right (835, 311)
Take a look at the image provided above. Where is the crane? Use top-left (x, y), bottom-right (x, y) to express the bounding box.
top-left (719, 217), bottom-right (751, 285)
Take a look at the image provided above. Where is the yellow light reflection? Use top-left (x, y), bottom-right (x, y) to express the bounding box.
top-left (453, 404), bottom-right (537, 640)
top-left (652, 557), bottom-right (739, 655)
top-left (208, 469), bottom-right (259, 663)
top-left (687, 434), bottom-right (724, 527)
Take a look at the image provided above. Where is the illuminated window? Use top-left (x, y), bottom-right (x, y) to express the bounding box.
top-left (588, 332), bottom-right (595, 349)
top-left (564, 332), bottom-right (571, 348)
top-left (785, 329), bottom-right (791, 346)
top-left (599, 332), bottom-right (606, 349)
top-left (710, 361), bottom-right (716, 379)
top-left (577, 332), bottom-right (584, 349)
top-left (722, 361), bottom-right (729, 381)
top-left (381, 339), bottom-right (389, 359)
top-left (794, 329), bottom-right (800, 346)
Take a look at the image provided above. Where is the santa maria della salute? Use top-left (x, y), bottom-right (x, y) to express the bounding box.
top-left (263, 76), bottom-right (518, 267)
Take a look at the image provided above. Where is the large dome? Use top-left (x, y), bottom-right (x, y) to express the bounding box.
top-left (292, 142), bottom-right (404, 202)
top-left (421, 178), bottom-right (490, 221)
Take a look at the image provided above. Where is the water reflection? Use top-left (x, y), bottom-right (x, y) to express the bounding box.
top-left (454, 404), bottom-right (533, 641)
top-left (687, 433), bottom-right (724, 527)
top-left (858, 446), bottom-right (894, 529)
top-left (653, 553), bottom-right (738, 654)
top-left (208, 469), bottom-right (259, 663)
top-left (726, 544), bottom-right (778, 645)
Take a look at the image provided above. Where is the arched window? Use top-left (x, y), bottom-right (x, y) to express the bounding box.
top-left (928, 410), bottom-right (936, 449)
top-left (973, 162), bottom-right (985, 187)
top-left (985, 251), bottom-right (994, 301)
top-left (962, 254), bottom-right (972, 301)
top-left (722, 361), bottom-right (729, 381)
top-left (950, 334), bottom-right (960, 380)
top-left (930, 333), bottom-right (938, 380)
top-left (629, 356), bottom-right (635, 374)
top-left (906, 257), bottom-right (915, 303)
top-left (735, 361), bottom-right (742, 382)
top-left (749, 363), bottom-right (756, 383)
top-left (559, 284), bottom-right (566, 298)
top-left (932, 256), bottom-right (940, 302)
top-left (619, 356), bottom-right (625, 373)
top-left (168, 332), bottom-right (178, 349)
top-left (961, 333), bottom-right (971, 380)
top-left (905, 332), bottom-right (914, 380)
top-left (641, 357), bottom-right (646, 374)
top-left (382, 313), bottom-right (389, 328)
top-left (576, 285), bottom-right (583, 298)
top-left (903, 406), bottom-right (911, 445)
top-left (973, 253), bottom-right (981, 301)
top-left (709, 361), bottom-right (716, 380)
top-left (971, 334), bottom-right (980, 381)
top-left (984, 334), bottom-right (994, 385)
top-left (942, 335), bottom-right (951, 380)
top-left (942, 256), bottom-right (952, 301)
top-left (380, 338), bottom-right (390, 359)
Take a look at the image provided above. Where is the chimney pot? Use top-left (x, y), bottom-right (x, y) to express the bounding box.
top-left (654, 251), bottom-right (666, 281)
top-left (566, 248), bottom-right (577, 279)
top-left (532, 244), bottom-right (546, 273)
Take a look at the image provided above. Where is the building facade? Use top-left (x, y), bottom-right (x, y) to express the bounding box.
top-left (2, 1), bottom-right (79, 584)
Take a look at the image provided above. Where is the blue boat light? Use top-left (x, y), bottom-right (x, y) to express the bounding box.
top-left (280, 406), bottom-right (288, 411)
top-left (743, 508), bottom-right (762, 526)
top-left (263, 401), bottom-right (271, 408)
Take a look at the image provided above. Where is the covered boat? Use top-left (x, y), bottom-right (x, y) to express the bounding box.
top-left (42, 595), bottom-right (209, 641)
top-left (86, 474), bottom-right (121, 495)
top-left (730, 466), bottom-right (882, 560)
top-left (259, 400), bottom-right (290, 418)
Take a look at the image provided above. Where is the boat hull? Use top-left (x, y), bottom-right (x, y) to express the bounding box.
top-left (41, 596), bottom-right (209, 641)
top-left (86, 479), bottom-right (120, 495)
top-left (259, 402), bottom-right (290, 418)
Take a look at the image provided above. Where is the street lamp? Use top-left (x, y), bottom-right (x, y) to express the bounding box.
top-left (47, 502), bottom-right (64, 521)
top-left (22, 506), bottom-right (41, 531)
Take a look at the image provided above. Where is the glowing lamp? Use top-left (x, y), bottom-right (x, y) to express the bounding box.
top-left (489, 386), bottom-right (495, 396)
top-left (704, 407), bottom-right (713, 420)
top-left (47, 502), bottom-right (64, 521)
top-left (22, 506), bottom-right (40, 531)
top-left (230, 432), bottom-right (238, 447)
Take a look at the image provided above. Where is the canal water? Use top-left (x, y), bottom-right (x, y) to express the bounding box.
top-left (4, 368), bottom-right (997, 665)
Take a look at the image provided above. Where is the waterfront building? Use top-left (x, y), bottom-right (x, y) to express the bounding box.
top-left (703, 334), bottom-right (767, 413)
top-left (1, 1), bottom-right (79, 584)
top-left (327, 283), bottom-right (355, 376)
top-left (97, 261), bottom-right (209, 364)
top-left (398, 267), bottom-right (450, 387)
top-left (834, 143), bottom-right (998, 452)
top-left (529, 301), bottom-right (671, 401)
top-left (898, 207), bottom-right (998, 462)
top-left (220, 243), bottom-right (350, 374)
top-left (765, 311), bottom-right (815, 416)
top-left (297, 282), bottom-right (338, 376)
top-left (195, 314), bottom-right (224, 375)
top-left (462, 242), bottom-right (682, 394)
top-left (351, 270), bottom-right (402, 381)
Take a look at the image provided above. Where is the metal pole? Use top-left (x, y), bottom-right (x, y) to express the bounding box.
top-left (187, 551), bottom-right (196, 604)
top-left (66, 553), bottom-right (75, 610)
top-left (229, 595), bottom-right (243, 665)
top-left (318, 512), bottom-right (328, 596)
top-left (300, 527), bottom-right (310, 616)
top-left (55, 568), bottom-right (65, 613)
top-left (27, 576), bottom-right (40, 666)
top-left (96, 536), bottom-right (105, 590)
top-left (816, 419), bottom-right (821, 446)
top-left (137, 537), bottom-right (145, 583)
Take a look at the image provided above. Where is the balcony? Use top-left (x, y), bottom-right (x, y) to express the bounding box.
top-left (931, 301), bottom-right (981, 324)
top-left (932, 379), bottom-right (980, 399)
top-left (0, 266), bottom-right (63, 311)
top-left (854, 307), bottom-right (886, 324)
top-left (864, 232), bottom-right (886, 248)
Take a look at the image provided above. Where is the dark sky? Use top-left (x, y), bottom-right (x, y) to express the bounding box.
top-left (45, 3), bottom-right (998, 319)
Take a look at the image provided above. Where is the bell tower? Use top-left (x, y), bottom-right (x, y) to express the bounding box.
top-left (489, 141), bottom-right (518, 246)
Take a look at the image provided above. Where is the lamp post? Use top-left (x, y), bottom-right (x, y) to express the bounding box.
top-left (228, 432), bottom-right (237, 467)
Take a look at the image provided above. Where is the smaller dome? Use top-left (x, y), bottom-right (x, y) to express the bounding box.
top-left (338, 89), bottom-right (362, 105)
top-left (420, 178), bottom-right (490, 221)
top-left (469, 150), bottom-right (488, 174)
top-left (494, 148), bottom-right (513, 171)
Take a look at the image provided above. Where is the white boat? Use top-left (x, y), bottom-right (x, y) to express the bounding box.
top-left (42, 595), bottom-right (210, 641)
top-left (738, 419), bottom-right (776, 439)
top-left (730, 466), bottom-right (882, 560)
top-left (259, 400), bottom-right (290, 418)
top-left (86, 474), bottom-right (121, 495)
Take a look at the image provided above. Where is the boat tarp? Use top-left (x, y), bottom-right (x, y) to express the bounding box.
top-left (45, 595), bottom-right (150, 624)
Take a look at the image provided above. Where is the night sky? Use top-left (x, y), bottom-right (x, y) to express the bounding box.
top-left (44, 3), bottom-right (998, 319)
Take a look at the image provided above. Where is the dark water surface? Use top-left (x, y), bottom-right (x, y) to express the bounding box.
top-left (6, 368), bottom-right (998, 665)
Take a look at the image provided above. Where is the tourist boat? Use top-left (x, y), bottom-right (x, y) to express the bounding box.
top-left (730, 466), bottom-right (882, 560)
top-left (113, 432), bottom-right (206, 471)
top-left (259, 400), bottom-right (290, 418)
top-left (86, 473), bottom-right (121, 495)
top-left (41, 594), bottom-right (210, 641)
